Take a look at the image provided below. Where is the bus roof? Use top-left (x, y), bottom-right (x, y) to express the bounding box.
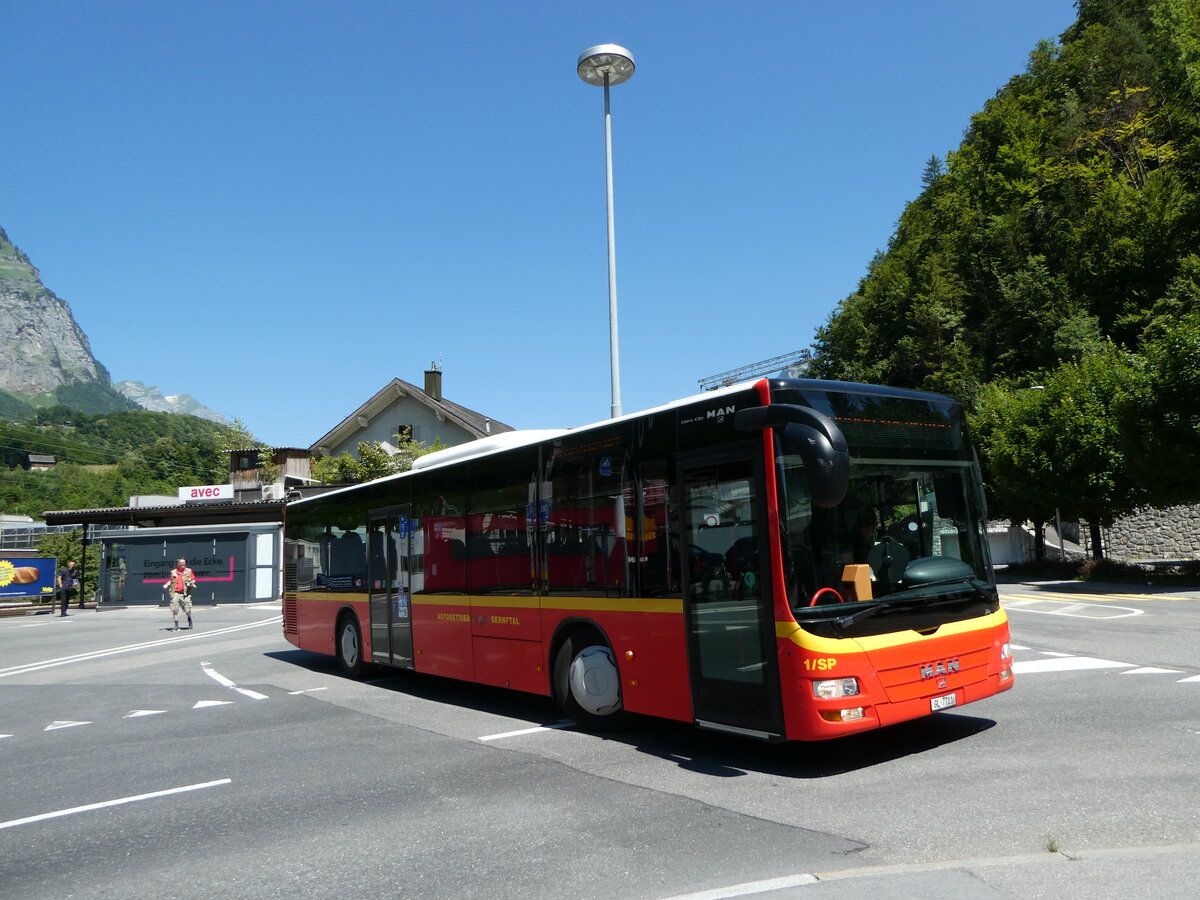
top-left (291, 378), bottom-right (959, 507)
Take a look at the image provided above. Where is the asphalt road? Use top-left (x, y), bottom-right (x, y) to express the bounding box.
top-left (1, 584), bottom-right (1198, 899)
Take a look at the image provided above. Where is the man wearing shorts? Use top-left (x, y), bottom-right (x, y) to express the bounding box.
top-left (164, 558), bottom-right (196, 631)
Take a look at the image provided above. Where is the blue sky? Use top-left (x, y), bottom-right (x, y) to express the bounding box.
top-left (4, 1), bottom-right (1079, 449)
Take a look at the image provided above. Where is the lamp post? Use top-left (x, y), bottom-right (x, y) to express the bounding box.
top-left (577, 44), bottom-right (635, 420)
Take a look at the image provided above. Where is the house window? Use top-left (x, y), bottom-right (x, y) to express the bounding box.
top-left (396, 424), bottom-right (413, 442)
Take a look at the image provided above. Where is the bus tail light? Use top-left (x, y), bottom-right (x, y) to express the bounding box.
top-left (812, 677), bottom-right (860, 700)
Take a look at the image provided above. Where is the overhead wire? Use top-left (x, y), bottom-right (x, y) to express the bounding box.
top-left (0, 433), bottom-right (232, 481)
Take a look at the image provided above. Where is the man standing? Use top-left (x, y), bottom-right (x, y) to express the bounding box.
top-left (164, 558), bottom-right (196, 631)
top-left (58, 560), bottom-right (79, 616)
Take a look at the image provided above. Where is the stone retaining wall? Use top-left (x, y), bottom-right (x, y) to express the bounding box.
top-left (1091, 505), bottom-right (1200, 561)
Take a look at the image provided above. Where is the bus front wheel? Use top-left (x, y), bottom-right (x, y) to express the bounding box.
top-left (336, 614), bottom-right (365, 678)
top-left (554, 633), bottom-right (631, 731)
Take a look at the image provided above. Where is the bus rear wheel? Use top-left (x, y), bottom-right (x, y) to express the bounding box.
top-left (336, 614), bottom-right (364, 678)
top-left (554, 632), bottom-right (631, 730)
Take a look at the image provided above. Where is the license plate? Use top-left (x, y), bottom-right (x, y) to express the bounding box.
top-left (931, 692), bottom-right (958, 712)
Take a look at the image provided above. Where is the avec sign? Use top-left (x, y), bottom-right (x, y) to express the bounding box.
top-left (178, 484), bottom-right (234, 502)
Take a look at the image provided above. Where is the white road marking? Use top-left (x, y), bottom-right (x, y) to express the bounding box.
top-left (659, 873), bottom-right (820, 899)
top-left (1012, 650), bottom-right (1198, 681)
top-left (44, 720), bottom-right (92, 731)
top-left (1004, 598), bottom-right (1143, 618)
top-left (0, 734), bottom-right (12, 739)
top-left (287, 687), bottom-right (328, 695)
top-left (201, 661), bottom-right (269, 700)
top-left (0, 779), bottom-right (231, 831)
top-left (1012, 656), bottom-right (1133, 674)
top-left (1004, 588), bottom-right (1175, 603)
top-left (479, 721), bottom-right (574, 742)
top-left (124, 710), bottom-right (167, 718)
top-left (193, 700), bottom-right (234, 709)
top-left (0, 616), bottom-right (282, 679)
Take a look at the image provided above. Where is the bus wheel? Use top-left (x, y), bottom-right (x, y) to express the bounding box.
top-left (554, 633), bottom-right (631, 730)
top-left (336, 614), bottom-right (364, 678)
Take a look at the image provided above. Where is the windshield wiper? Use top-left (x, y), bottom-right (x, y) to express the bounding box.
top-left (831, 578), bottom-right (992, 633)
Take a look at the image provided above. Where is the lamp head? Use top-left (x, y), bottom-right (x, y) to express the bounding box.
top-left (577, 44), bottom-right (635, 87)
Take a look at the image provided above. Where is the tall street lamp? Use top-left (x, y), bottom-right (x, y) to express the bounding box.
top-left (577, 44), bottom-right (635, 420)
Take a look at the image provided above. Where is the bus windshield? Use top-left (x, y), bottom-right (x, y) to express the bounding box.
top-left (772, 386), bottom-right (991, 613)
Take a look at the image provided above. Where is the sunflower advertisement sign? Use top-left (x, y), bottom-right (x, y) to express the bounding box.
top-left (0, 558), bottom-right (58, 599)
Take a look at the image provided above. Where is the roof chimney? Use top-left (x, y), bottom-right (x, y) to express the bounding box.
top-left (424, 363), bottom-right (443, 401)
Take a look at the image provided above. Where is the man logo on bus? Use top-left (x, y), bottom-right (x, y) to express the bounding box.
top-left (706, 405), bottom-right (736, 422)
top-left (920, 658), bottom-right (960, 680)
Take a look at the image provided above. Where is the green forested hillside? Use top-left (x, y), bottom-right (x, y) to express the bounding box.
top-left (0, 390), bottom-right (35, 420)
top-left (809, 0), bottom-right (1200, 552)
top-left (0, 407), bottom-right (247, 516)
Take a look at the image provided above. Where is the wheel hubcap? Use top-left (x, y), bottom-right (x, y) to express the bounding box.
top-left (568, 645), bottom-right (620, 716)
top-left (341, 625), bottom-right (358, 665)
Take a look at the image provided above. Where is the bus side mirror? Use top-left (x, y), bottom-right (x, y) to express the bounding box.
top-left (932, 472), bottom-right (967, 523)
top-left (735, 405), bottom-right (849, 509)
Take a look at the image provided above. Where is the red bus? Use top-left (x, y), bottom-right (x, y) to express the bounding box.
top-left (283, 378), bottom-right (1013, 741)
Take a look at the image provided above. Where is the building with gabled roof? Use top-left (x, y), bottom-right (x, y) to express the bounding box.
top-left (309, 366), bottom-right (513, 459)
top-left (24, 454), bottom-right (56, 471)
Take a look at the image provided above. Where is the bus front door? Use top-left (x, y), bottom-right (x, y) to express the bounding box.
top-left (367, 507), bottom-right (414, 669)
top-left (679, 450), bottom-right (783, 740)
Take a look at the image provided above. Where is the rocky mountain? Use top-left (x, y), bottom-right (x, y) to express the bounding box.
top-left (0, 225), bottom-right (135, 415)
top-left (115, 380), bottom-right (228, 424)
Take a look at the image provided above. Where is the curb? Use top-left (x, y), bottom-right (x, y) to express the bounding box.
top-left (0, 603), bottom-right (98, 618)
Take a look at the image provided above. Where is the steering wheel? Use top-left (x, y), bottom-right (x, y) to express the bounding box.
top-left (808, 587), bottom-right (845, 607)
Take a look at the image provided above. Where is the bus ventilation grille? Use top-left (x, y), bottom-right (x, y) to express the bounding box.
top-left (283, 596), bottom-right (298, 635)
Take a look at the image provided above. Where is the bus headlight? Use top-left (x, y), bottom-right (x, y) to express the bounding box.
top-left (998, 641), bottom-right (1013, 682)
top-left (812, 677), bottom-right (860, 700)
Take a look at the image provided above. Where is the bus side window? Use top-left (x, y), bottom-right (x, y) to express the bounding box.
top-left (466, 451), bottom-right (537, 595)
top-left (546, 449), bottom-right (629, 597)
top-left (330, 527), bottom-right (367, 590)
top-left (411, 473), bottom-right (468, 595)
top-left (637, 467), bottom-right (680, 598)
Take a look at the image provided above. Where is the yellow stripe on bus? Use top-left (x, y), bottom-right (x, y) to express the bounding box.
top-left (289, 591), bottom-right (683, 616)
top-left (285, 592), bottom-right (363, 602)
top-left (777, 608), bottom-right (1008, 652)
top-left (288, 592), bottom-right (1006, 644)
top-left (410, 594), bottom-right (684, 616)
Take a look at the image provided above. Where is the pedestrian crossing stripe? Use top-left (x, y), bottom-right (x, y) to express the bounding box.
top-left (1012, 657), bottom-right (1131, 674)
top-left (193, 700), bottom-right (234, 709)
top-left (44, 720), bottom-right (92, 731)
top-left (1013, 651), bottom-right (1198, 682)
